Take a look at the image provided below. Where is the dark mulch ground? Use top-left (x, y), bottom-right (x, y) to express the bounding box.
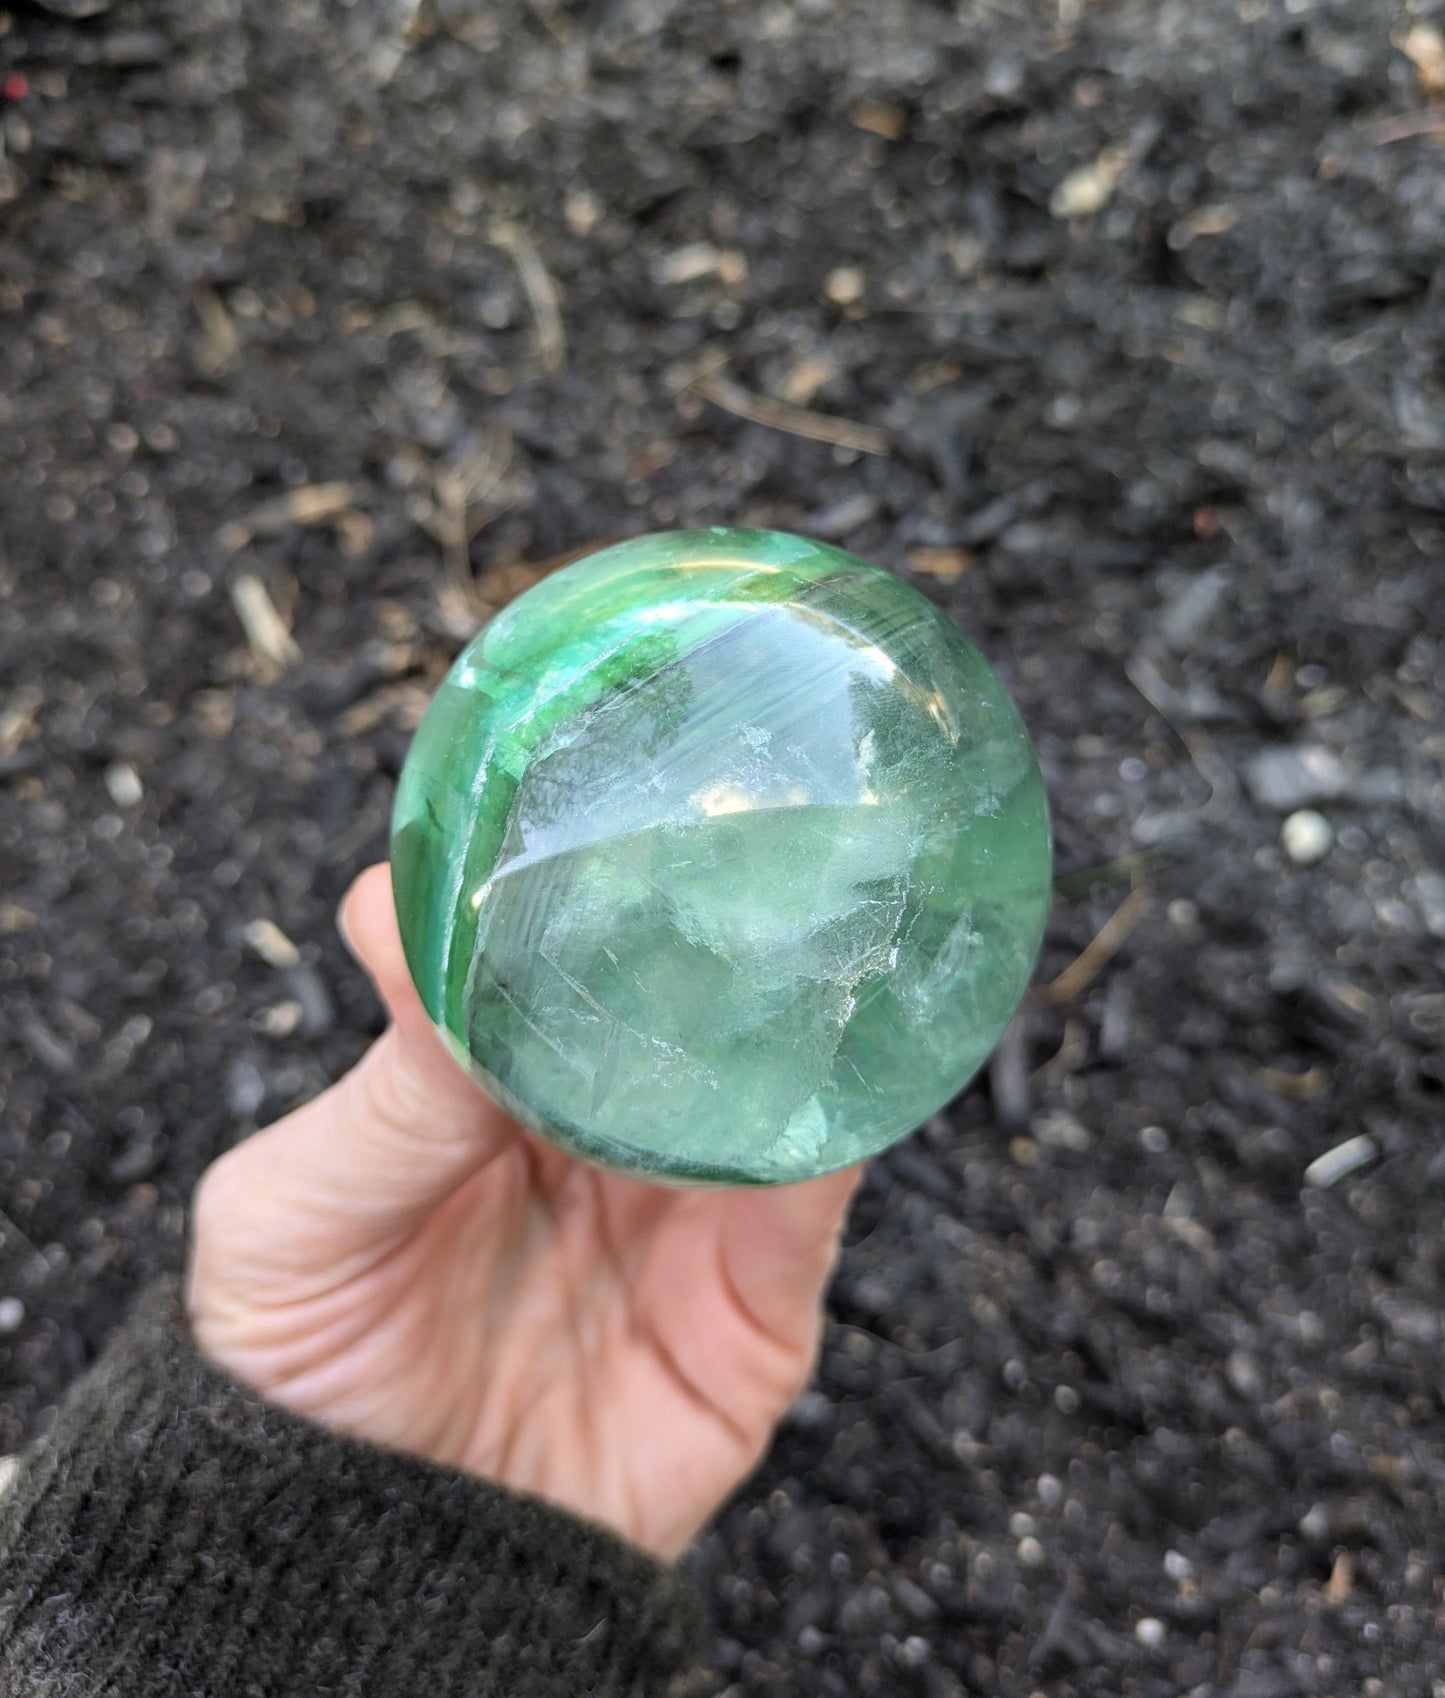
top-left (2, 0), bottom-right (1443, 1691)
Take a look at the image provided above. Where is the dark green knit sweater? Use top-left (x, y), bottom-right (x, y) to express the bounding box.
top-left (0, 1283), bottom-right (708, 1696)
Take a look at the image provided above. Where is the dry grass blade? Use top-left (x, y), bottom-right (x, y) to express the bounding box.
top-left (230, 574), bottom-right (301, 674)
top-left (1366, 109), bottom-right (1445, 144)
top-left (417, 429), bottom-right (514, 626)
top-left (690, 371), bottom-right (890, 456)
top-left (1039, 886), bottom-right (1151, 1007)
top-left (489, 221), bottom-right (565, 372)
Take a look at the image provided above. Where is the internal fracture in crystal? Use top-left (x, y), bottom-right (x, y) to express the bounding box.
top-left (392, 528), bottom-right (1051, 1183)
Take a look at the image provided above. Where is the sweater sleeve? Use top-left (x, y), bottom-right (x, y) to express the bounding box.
top-left (0, 1281), bottom-right (709, 1698)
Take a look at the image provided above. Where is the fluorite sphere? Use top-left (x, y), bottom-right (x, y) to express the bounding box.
top-left (391, 528), bottom-right (1051, 1184)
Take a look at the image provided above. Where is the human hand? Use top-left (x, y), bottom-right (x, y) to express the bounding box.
top-left (188, 865), bottom-right (859, 1560)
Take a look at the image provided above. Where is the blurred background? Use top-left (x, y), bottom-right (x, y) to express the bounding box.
top-left (1, 0), bottom-right (1442, 1691)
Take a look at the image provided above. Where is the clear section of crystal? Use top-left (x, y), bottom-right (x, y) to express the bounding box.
top-left (393, 528), bottom-right (1051, 1183)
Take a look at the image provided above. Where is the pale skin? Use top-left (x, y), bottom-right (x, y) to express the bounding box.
top-left (188, 864), bottom-right (860, 1561)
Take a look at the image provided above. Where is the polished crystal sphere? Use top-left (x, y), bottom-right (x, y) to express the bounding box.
top-left (391, 528), bottom-right (1051, 1184)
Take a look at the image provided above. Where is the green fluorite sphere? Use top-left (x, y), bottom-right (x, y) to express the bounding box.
top-left (391, 528), bottom-right (1050, 1184)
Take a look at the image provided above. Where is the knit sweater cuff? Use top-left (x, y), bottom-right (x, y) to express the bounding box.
top-left (0, 1280), bottom-right (707, 1697)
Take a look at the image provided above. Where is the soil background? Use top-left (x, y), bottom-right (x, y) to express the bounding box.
top-left (2, 1), bottom-right (1443, 1693)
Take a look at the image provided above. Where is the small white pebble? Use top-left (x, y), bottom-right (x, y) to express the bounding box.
top-left (104, 761), bottom-right (144, 807)
top-left (1163, 1549), bottom-right (1194, 1581)
top-left (0, 1456), bottom-right (19, 1498)
top-left (1139, 1124), bottom-right (1170, 1154)
top-left (1017, 1536), bottom-right (1045, 1569)
top-left (1037, 1474), bottom-right (1063, 1508)
top-left (896, 1636), bottom-right (930, 1668)
top-left (0, 1297), bottom-right (23, 1333)
top-left (1135, 1616), bottom-right (1167, 1648)
top-left (1282, 808), bottom-right (1333, 865)
top-left (1009, 1511), bottom-right (1036, 1538)
top-left (563, 188), bottom-right (601, 236)
top-left (824, 264), bottom-right (865, 306)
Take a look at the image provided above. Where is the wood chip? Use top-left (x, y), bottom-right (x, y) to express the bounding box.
top-left (0, 687), bottom-right (40, 758)
top-left (283, 483), bottom-right (356, 525)
top-left (778, 353), bottom-right (837, 405)
top-left (230, 575), bottom-right (301, 674)
top-left (1397, 24), bottom-right (1445, 94)
top-left (906, 546), bottom-right (974, 581)
top-left (1247, 1061), bottom-right (1326, 1102)
top-left (253, 1000), bottom-right (304, 1038)
top-left (370, 0), bottom-right (429, 85)
top-left (690, 370), bottom-right (889, 457)
top-left (851, 100), bottom-right (905, 140)
top-left (1168, 203), bottom-right (1240, 249)
top-left (1050, 144), bottom-right (1129, 218)
top-left (241, 918), bottom-right (301, 970)
top-left (219, 483), bottom-right (359, 551)
top-left (334, 508), bottom-right (374, 557)
top-left (193, 282), bottom-right (238, 372)
top-left (651, 243), bottom-right (747, 287)
top-left (336, 681), bottom-right (432, 737)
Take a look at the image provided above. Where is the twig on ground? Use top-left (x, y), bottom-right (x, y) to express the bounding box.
top-left (407, 429), bottom-right (513, 626)
top-left (489, 221), bottom-right (565, 372)
top-left (218, 483), bottom-right (358, 552)
top-left (1039, 886), bottom-right (1151, 1007)
top-left (690, 370), bottom-right (890, 457)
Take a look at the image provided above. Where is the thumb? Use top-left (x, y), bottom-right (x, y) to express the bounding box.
top-left (718, 1164), bottom-right (862, 1353)
top-left (202, 864), bottom-right (519, 1256)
